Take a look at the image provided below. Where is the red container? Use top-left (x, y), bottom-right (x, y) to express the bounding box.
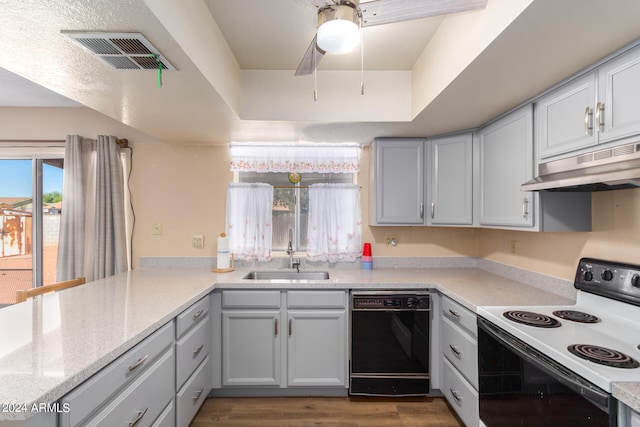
top-left (363, 242), bottom-right (372, 257)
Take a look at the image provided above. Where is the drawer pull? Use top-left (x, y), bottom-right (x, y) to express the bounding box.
top-left (128, 355), bottom-right (149, 372)
top-left (192, 388), bottom-right (204, 401)
top-left (128, 407), bottom-right (148, 427)
top-left (193, 309), bottom-right (204, 320)
top-left (193, 344), bottom-right (205, 356)
top-left (448, 309), bottom-right (461, 319)
top-left (450, 388), bottom-right (462, 402)
top-left (449, 344), bottom-right (461, 357)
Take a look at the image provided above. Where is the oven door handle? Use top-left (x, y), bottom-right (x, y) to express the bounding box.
top-left (478, 317), bottom-right (612, 413)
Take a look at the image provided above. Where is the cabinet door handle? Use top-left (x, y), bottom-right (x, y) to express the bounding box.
top-left (450, 389), bottom-right (462, 402)
top-left (596, 102), bottom-right (605, 131)
top-left (127, 355), bottom-right (148, 372)
top-left (448, 309), bottom-right (461, 319)
top-left (585, 106), bottom-right (593, 135)
top-left (193, 344), bottom-right (204, 356)
top-left (420, 202), bottom-right (424, 219)
top-left (193, 309), bottom-right (204, 320)
top-left (289, 319), bottom-right (293, 336)
top-left (431, 202), bottom-right (435, 219)
top-left (192, 388), bottom-right (204, 401)
top-left (449, 344), bottom-right (461, 357)
top-left (128, 408), bottom-right (148, 427)
top-left (522, 197), bottom-right (529, 220)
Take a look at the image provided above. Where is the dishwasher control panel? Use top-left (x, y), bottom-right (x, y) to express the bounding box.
top-left (352, 293), bottom-right (430, 311)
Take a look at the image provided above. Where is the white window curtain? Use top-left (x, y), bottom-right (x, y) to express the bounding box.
top-left (307, 183), bottom-right (362, 262)
top-left (56, 135), bottom-right (133, 282)
top-left (229, 142), bottom-right (361, 173)
top-left (226, 183), bottom-right (274, 262)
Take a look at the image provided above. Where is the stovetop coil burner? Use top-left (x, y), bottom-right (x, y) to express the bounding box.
top-left (552, 310), bottom-right (601, 323)
top-left (503, 310), bottom-right (561, 328)
top-left (567, 344), bottom-right (640, 369)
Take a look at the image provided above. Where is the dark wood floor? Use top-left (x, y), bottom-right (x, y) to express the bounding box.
top-left (190, 396), bottom-right (464, 427)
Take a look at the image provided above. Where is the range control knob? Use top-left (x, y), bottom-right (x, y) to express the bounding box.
top-left (582, 270), bottom-right (594, 282)
top-left (601, 270), bottom-right (614, 281)
top-left (631, 274), bottom-right (640, 288)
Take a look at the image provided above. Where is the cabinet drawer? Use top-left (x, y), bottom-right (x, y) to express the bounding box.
top-left (287, 290), bottom-right (347, 309)
top-left (177, 314), bottom-right (211, 389)
top-left (442, 357), bottom-right (479, 427)
top-left (442, 316), bottom-right (478, 389)
top-left (176, 295), bottom-right (209, 339)
top-left (222, 290), bottom-right (281, 308)
top-left (151, 400), bottom-right (174, 427)
top-left (84, 347), bottom-right (175, 427)
top-left (177, 356), bottom-right (211, 427)
top-left (60, 321), bottom-right (174, 426)
top-left (442, 296), bottom-right (476, 338)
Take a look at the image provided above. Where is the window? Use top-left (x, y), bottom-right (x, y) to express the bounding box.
top-left (0, 145), bottom-right (64, 306)
top-left (239, 172), bottom-right (354, 252)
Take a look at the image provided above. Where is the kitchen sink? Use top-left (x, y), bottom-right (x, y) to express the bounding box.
top-left (243, 270), bottom-right (330, 280)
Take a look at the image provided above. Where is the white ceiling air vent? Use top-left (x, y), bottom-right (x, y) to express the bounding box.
top-left (62, 32), bottom-right (177, 71)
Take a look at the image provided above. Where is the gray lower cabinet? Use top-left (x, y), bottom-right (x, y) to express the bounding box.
top-left (58, 295), bottom-right (212, 427)
top-left (216, 290), bottom-right (348, 391)
top-left (428, 133), bottom-right (474, 226)
top-left (440, 296), bottom-right (479, 427)
top-left (175, 295), bottom-right (211, 426)
top-left (287, 291), bottom-right (347, 387)
top-left (220, 290), bottom-right (282, 386)
top-left (59, 321), bottom-right (175, 427)
top-left (371, 138), bottom-right (426, 225)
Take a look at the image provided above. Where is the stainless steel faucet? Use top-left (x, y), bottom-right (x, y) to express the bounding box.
top-left (287, 228), bottom-right (300, 271)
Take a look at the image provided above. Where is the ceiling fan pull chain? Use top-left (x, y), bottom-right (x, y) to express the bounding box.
top-left (360, 18), bottom-right (364, 96)
top-left (314, 68), bottom-right (318, 102)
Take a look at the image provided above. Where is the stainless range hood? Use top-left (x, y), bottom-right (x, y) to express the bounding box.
top-left (521, 141), bottom-right (640, 192)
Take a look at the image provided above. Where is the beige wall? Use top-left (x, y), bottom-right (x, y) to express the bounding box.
top-left (2, 107), bottom-right (639, 279)
top-left (478, 189), bottom-right (640, 280)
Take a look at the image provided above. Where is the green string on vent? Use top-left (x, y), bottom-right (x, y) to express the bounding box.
top-left (152, 54), bottom-right (162, 88)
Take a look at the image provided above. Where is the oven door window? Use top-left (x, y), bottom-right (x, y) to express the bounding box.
top-left (478, 322), bottom-right (615, 427)
top-left (351, 310), bottom-right (429, 374)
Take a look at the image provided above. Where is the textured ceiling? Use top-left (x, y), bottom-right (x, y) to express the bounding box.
top-left (2, 0), bottom-right (640, 145)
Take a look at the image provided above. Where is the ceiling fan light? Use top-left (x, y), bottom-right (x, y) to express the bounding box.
top-left (317, 19), bottom-right (360, 55)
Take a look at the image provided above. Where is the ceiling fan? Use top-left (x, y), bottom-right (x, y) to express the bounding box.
top-left (295, 0), bottom-right (489, 76)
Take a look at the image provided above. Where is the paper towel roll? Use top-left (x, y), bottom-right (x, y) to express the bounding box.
top-left (217, 233), bottom-right (231, 269)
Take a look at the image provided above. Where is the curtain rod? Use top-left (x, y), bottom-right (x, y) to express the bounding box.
top-left (0, 138), bottom-right (129, 148)
top-left (274, 185), bottom-right (361, 189)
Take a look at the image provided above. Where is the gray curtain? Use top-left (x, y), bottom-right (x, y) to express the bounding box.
top-left (56, 135), bottom-right (131, 282)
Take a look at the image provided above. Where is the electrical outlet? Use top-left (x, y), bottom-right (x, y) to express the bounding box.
top-left (152, 222), bottom-right (162, 235)
top-left (192, 234), bottom-right (204, 249)
top-left (385, 234), bottom-right (398, 247)
top-left (510, 240), bottom-right (518, 255)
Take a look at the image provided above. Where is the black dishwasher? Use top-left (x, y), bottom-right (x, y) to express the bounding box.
top-left (350, 291), bottom-right (431, 396)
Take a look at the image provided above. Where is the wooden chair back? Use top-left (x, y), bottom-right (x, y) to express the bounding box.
top-left (15, 277), bottom-right (87, 303)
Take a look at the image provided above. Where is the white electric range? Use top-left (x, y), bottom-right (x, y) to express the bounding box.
top-left (477, 258), bottom-right (640, 426)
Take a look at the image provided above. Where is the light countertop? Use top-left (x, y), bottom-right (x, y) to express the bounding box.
top-left (1, 264), bottom-right (637, 421)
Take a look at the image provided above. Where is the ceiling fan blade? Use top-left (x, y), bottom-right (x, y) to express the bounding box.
top-left (295, 35), bottom-right (326, 76)
top-left (360, 0), bottom-right (488, 27)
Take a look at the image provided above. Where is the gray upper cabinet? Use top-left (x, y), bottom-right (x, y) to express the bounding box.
top-left (598, 44), bottom-right (640, 144)
top-left (371, 138), bottom-right (425, 225)
top-left (535, 72), bottom-right (597, 159)
top-left (536, 43), bottom-right (640, 160)
top-left (428, 133), bottom-right (473, 226)
top-left (479, 105), bottom-right (535, 228)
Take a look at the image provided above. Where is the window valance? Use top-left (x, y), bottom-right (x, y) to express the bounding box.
top-left (229, 142), bottom-right (361, 173)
